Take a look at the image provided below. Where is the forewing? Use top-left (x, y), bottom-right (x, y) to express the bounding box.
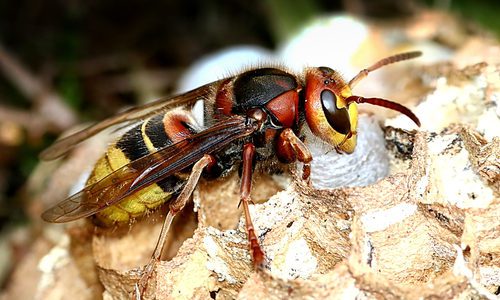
top-left (40, 81), bottom-right (223, 160)
top-left (41, 116), bottom-right (255, 223)
top-left (40, 166), bottom-right (139, 222)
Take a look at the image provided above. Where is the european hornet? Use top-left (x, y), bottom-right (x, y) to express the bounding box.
top-left (40, 51), bottom-right (421, 294)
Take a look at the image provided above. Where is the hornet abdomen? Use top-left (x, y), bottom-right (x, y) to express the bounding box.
top-left (89, 110), bottom-right (198, 226)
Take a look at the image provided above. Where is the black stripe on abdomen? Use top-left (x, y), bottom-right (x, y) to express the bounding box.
top-left (145, 114), bottom-right (173, 149)
top-left (116, 123), bottom-right (149, 161)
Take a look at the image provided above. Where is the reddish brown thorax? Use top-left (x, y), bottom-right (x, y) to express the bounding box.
top-left (264, 89), bottom-right (299, 128)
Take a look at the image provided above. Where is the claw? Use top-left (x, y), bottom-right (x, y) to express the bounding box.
top-left (134, 259), bottom-right (157, 299)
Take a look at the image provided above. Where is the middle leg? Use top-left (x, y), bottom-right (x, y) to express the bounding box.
top-left (136, 154), bottom-right (215, 297)
top-left (240, 143), bottom-right (265, 266)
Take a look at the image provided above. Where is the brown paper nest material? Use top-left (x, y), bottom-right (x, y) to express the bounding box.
top-left (7, 42), bottom-right (500, 299)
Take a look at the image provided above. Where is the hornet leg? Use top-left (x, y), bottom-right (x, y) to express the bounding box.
top-left (240, 143), bottom-right (265, 266)
top-left (278, 128), bottom-right (313, 182)
top-left (136, 154), bottom-right (215, 298)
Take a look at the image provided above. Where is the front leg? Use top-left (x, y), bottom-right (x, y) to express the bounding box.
top-left (276, 128), bottom-right (313, 182)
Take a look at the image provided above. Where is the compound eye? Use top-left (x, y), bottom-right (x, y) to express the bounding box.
top-left (320, 90), bottom-right (351, 135)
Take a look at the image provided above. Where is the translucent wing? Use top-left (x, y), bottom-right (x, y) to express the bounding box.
top-left (40, 81), bottom-right (223, 160)
top-left (41, 116), bottom-right (256, 223)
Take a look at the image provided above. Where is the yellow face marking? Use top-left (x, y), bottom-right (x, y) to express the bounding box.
top-left (319, 101), bottom-right (358, 153)
top-left (305, 67), bottom-right (360, 153)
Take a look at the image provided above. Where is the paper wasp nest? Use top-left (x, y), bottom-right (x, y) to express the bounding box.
top-left (94, 50), bottom-right (500, 298)
top-left (5, 15), bottom-right (499, 300)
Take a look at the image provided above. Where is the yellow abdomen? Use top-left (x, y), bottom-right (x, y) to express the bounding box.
top-left (88, 146), bottom-right (174, 226)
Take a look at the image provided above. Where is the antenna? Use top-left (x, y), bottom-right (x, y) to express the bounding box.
top-left (345, 96), bottom-right (421, 126)
top-left (348, 51), bottom-right (422, 89)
